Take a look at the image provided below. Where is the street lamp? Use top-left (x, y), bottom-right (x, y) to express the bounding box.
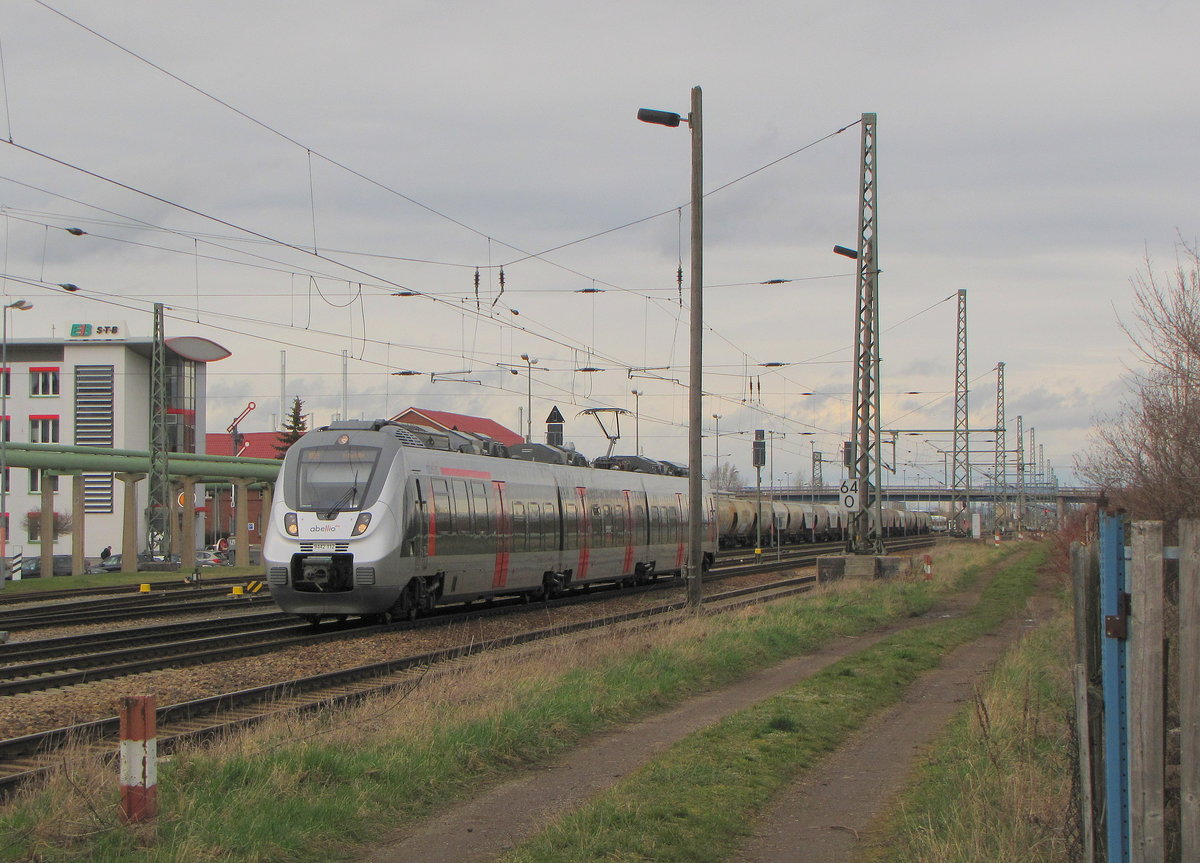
top-left (766, 430), bottom-right (786, 491)
top-left (519, 353), bottom-right (538, 443)
top-left (711, 413), bottom-right (721, 475)
top-left (639, 85), bottom-right (703, 608)
top-left (1, 299), bottom-right (32, 580)
top-left (631, 390), bottom-right (643, 455)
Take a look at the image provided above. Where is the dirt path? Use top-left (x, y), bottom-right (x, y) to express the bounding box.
top-left (731, 579), bottom-right (1057, 862)
top-left (357, 555), bottom-right (1054, 863)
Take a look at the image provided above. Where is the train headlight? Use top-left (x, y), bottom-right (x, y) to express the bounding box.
top-left (284, 512), bottom-right (299, 536)
top-left (353, 512), bottom-right (372, 535)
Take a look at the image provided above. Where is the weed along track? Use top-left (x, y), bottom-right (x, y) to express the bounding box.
top-left (0, 567), bottom-right (828, 795)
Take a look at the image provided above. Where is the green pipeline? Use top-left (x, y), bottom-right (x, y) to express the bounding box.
top-left (1, 443), bottom-right (280, 481)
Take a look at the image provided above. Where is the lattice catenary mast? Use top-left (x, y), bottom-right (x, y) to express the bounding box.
top-left (992, 361), bottom-right (1006, 531)
top-left (951, 288), bottom-right (970, 528)
top-left (146, 303), bottom-right (171, 559)
top-left (847, 112), bottom-right (884, 555)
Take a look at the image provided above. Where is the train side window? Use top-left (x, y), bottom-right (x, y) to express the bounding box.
top-left (451, 480), bottom-right (469, 533)
top-left (528, 502), bottom-right (540, 550)
top-left (472, 482), bottom-right (489, 533)
top-left (512, 502), bottom-right (526, 552)
top-left (564, 503), bottom-right (578, 549)
top-left (538, 502), bottom-right (551, 550)
top-left (431, 478), bottom-right (451, 533)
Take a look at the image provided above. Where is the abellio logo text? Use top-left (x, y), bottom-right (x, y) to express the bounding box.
top-left (309, 525), bottom-right (338, 533)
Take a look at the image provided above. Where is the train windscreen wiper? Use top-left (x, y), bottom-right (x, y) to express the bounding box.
top-left (324, 473), bottom-right (360, 518)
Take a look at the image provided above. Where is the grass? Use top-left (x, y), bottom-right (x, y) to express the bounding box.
top-left (496, 544), bottom-right (1048, 863)
top-left (0, 541), bottom-right (1017, 862)
top-left (859, 574), bottom-right (1075, 862)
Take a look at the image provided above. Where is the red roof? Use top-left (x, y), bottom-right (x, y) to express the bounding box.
top-left (391, 407), bottom-right (523, 447)
top-left (205, 431), bottom-right (285, 459)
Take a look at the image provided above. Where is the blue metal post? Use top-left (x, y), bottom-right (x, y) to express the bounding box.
top-left (1100, 512), bottom-right (1130, 863)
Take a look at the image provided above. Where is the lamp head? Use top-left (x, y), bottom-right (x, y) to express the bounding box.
top-left (637, 108), bottom-right (682, 127)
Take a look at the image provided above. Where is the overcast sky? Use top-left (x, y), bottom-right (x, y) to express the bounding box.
top-left (0, 0), bottom-right (1195, 488)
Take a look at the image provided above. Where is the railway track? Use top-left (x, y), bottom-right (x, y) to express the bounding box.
top-left (0, 573), bottom-right (248, 605)
top-left (0, 535), bottom-right (936, 795)
top-left (0, 584), bottom-right (274, 631)
top-left (0, 578), bottom-right (668, 696)
top-left (0, 569), bottom-right (828, 796)
top-left (0, 537), bottom-right (933, 695)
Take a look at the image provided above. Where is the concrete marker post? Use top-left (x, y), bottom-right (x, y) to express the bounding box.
top-left (119, 695), bottom-right (158, 823)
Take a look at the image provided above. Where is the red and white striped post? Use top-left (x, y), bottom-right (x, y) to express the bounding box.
top-left (922, 553), bottom-right (933, 581)
top-left (119, 695), bottom-right (158, 823)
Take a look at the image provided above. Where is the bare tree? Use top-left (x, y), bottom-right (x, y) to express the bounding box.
top-left (1080, 237), bottom-right (1200, 521)
top-left (707, 461), bottom-right (744, 492)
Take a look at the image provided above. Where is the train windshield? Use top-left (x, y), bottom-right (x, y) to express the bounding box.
top-left (294, 445), bottom-right (382, 512)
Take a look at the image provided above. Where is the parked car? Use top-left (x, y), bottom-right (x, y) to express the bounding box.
top-left (19, 555), bottom-right (76, 577)
top-left (87, 554), bottom-right (124, 574)
top-left (193, 550), bottom-right (228, 567)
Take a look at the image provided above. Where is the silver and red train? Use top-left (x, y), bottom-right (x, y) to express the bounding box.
top-left (263, 420), bottom-right (717, 623)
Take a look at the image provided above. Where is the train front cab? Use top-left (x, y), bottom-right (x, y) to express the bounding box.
top-left (264, 425), bottom-right (412, 621)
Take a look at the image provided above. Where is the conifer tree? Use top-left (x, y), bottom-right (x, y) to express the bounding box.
top-left (274, 396), bottom-right (308, 458)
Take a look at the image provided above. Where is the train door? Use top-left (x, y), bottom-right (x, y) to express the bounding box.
top-left (408, 477), bottom-right (428, 562)
top-left (575, 486), bottom-right (590, 580)
top-left (491, 480), bottom-right (509, 589)
top-left (621, 489), bottom-right (635, 574)
top-left (700, 492), bottom-right (710, 547)
top-left (428, 477), bottom-right (451, 557)
top-left (675, 492), bottom-right (686, 568)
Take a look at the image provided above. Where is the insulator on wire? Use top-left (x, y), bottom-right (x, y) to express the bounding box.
top-left (492, 267), bottom-right (506, 309)
top-left (473, 267), bottom-right (481, 311)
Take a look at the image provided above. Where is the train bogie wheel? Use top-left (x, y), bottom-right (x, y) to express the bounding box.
top-left (304, 615), bottom-right (321, 627)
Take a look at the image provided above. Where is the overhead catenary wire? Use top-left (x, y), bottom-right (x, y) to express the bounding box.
top-left (9, 7), bottom-right (964, 458)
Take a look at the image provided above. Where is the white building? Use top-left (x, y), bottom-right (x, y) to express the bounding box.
top-left (2, 320), bottom-right (228, 560)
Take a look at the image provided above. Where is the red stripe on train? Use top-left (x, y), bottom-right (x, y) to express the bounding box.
top-left (440, 467), bottom-right (491, 479)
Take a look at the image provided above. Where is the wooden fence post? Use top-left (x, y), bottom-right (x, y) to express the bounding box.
top-left (1074, 662), bottom-right (1097, 862)
top-left (1129, 521), bottom-right (1164, 863)
top-left (1180, 519), bottom-right (1199, 862)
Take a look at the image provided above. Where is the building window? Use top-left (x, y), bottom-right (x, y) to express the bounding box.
top-left (29, 469), bottom-right (58, 494)
top-left (0, 417), bottom-right (8, 443)
top-left (30, 367), bottom-right (60, 397)
top-left (30, 416), bottom-right (60, 443)
top-left (0, 369), bottom-right (9, 397)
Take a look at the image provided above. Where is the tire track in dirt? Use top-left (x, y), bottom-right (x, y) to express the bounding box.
top-left (357, 550), bottom-right (1047, 863)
